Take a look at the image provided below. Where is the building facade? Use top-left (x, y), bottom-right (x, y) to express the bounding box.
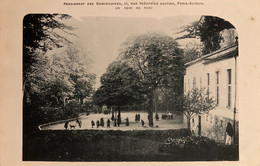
top-left (183, 42), bottom-right (239, 143)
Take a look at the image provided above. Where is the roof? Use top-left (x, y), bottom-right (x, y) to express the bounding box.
top-left (185, 43), bottom-right (238, 67)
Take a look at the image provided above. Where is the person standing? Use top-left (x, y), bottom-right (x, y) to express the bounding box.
top-left (100, 118), bottom-right (104, 127)
top-left (64, 121), bottom-right (69, 130)
top-left (225, 122), bottom-right (234, 145)
top-left (141, 119), bottom-right (145, 127)
top-left (114, 118), bottom-right (117, 127)
top-left (91, 120), bottom-right (95, 128)
top-left (107, 119), bottom-right (111, 128)
top-left (117, 118), bottom-right (121, 127)
top-left (125, 117), bottom-right (129, 126)
top-left (155, 113), bottom-right (159, 121)
top-left (96, 120), bottom-right (100, 128)
top-left (78, 120), bottom-right (82, 128)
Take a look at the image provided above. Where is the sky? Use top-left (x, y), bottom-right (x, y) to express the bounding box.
top-left (65, 15), bottom-right (201, 88)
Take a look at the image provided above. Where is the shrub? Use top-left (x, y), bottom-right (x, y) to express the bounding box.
top-left (159, 136), bottom-right (217, 159)
top-left (64, 100), bottom-right (81, 118)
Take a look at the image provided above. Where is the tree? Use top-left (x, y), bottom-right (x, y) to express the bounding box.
top-left (23, 14), bottom-right (73, 91)
top-left (93, 60), bottom-right (146, 113)
top-left (177, 16), bottom-right (235, 54)
top-left (182, 88), bottom-right (216, 130)
top-left (120, 33), bottom-right (185, 126)
top-left (23, 14), bottom-right (95, 129)
top-left (23, 14), bottom-right (74, 106)
top-left (182, 41), bottom-right (203, 63)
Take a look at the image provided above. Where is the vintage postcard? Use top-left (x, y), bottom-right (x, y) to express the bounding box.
top-left (0, 0), bottom-right (260, 165)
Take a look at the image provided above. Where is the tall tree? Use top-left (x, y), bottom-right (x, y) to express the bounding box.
top-left (23, 14), bottom-right (74, 105)
top-left (120, 33), bottom-right (185, 126)
top-left (23, 14), bottom-right (96, 129)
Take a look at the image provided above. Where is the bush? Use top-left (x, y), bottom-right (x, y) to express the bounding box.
top-left (103, 110), bottom-right (109, 114)
top-left (159, 136), bottom-right (217, 160)
top-left (64, 100), bottom-right (81, 118)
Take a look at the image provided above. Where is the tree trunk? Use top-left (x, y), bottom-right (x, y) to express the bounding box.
top-left (148, 92), bottom-right (154, 127)
top-left (187, 117), bottom-right (191, 130)
top-left (118, 106), bottom-right (121, 125)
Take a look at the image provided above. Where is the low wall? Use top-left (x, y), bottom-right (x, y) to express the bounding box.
top-left (38, 117), bottom-right (77, 130)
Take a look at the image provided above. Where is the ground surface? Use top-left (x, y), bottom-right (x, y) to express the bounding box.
top-left (41, 111), bottom-right (185, 130)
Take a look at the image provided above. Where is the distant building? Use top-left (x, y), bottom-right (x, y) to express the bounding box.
top-left (183, 39), bottom-right (239, 143)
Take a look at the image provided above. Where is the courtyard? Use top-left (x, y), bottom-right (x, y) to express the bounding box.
top-left (41, 111), bottom-right (185, 130)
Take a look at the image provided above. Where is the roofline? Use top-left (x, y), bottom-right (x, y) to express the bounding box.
top-left (185, 43), bottom-right (238, 67)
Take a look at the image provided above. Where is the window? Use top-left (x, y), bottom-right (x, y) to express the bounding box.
top-left (227, 69), bottom-right (231, 107)
top-left (216, 71), bottom-right (219, 105)
top-left (216, 71), bottom-right (219, 84)
top-left (207, 73), bottom-right (210, 85)
top-left (228, 86), bottom-right (231, 107)
top-left (217, 86), bottom-right (219, 105)
top-left (207, 73), bottom-right (210, 99)
top-left (227, 69), bottom-right (231, 84)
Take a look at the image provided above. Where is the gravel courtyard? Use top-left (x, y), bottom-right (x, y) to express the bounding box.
top-left (41, 112), bottom-right (186, 130)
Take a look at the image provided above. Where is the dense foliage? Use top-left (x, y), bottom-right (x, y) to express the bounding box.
top-left (23, 14), bottom-right (95, 130)
top-left (177, 15), bottom-right (235, 55)
top-left (23, 129), bottom-right (238, 161)
top-left (93, 61), bottom-right (146, 108)
top-left (95, 33), bottom-right (185, 126)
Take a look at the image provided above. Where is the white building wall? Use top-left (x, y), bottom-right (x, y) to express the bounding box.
top-left (184, 56), bottom-right (239, 143)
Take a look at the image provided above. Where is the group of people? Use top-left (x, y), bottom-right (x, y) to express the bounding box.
top-left (64, 118), bottom-right (82, 130)
top-left (135, 114), bottom-right (141, 122)
top-left (91, 118), bottom-right (107, 128)
top-left (64, 113), bottom-right (156, 130)
top-left (76, 118), bottom-right (82, 128)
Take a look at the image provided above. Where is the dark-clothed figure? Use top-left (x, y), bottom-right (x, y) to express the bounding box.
top-left (107, 119), bottom-right (111, 128)
top-left (141, 119), bottom-right (145, 126)
top-left (96, 120), bottom-right (100, 128)
top-left (155, 113), bottom-right (159, 121)
top-left (125, 117), bottom-right (129, 126)
top-left (114, 118), bottom-right (117, 126)
top-left (225, 122), bottom-right (234, 145)
top-left (91, 120), bottom-right (95, 128)
top-left (78, 121), bottom-right (82, 128)
top-left (76, 118), bottom-right (82, 128)
top-left (64, 121), bottom-right (69, 130)
top-left (100, 118), bottom-right (104, 127)
top-left (117, 118), bottom-right (121, 127)
top-left (135, 114), bottom-right (138, 122)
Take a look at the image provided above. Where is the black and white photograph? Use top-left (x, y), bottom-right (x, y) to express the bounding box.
top-left (22, 14), bottom-right (239, 161)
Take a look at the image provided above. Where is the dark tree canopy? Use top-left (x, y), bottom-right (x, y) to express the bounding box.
top-left (93, 60), bottom-right (146, 108)
top-left (23, 14), bottom-right (74, 83)
top-left (177, 15), bottom-right (235, 54)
